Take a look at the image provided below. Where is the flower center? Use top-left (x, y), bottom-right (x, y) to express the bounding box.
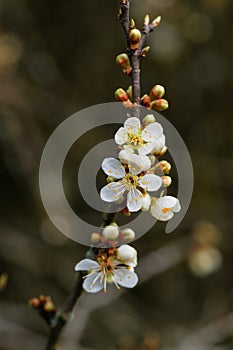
top-left (128, 132), bottom-right (143, 146)
top-left (123, 174), bottom-right (139, 190)
top-left (162, 207), bottom-right (172, 213)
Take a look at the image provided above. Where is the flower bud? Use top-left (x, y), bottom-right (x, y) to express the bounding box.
top-left (151, 99), bottom-right (169, 111)
top-left (149, 155), bottom-right (156, 166)
top-left (44, 300), bottom-right (56, 312)
top-left (115, 88), bottom-right (129, 102)
top-left (116, 53), bottom-right (130, 69)
top-left (143, 114), bottom-right (156, 126)
top-left (130, 18), bottom-right (136, 29)
top-left (91, 233), bottom-right (101, 243)
top-left (152, 16), bottom-right (161, 28)
top-left (121, 228), bottom-right (135, 241)
top-left (150, 85), bottom-right (165, 100)
top-left (141, 46), bottom-right (150, 58)
top-left (144, 15), bottom-right (150, 26)
top-left (126, 85), bottom-right (132, 100)
top-left (103, 225), bottom-right (119, 240)
top-left (141, 94), bottom-right (151, 108)
top-left (153, 160), bottom-right (171, 175)
top-left (141, 193), bottom-right (151, 211)
top-left (129, 29), bottom-right (141, 50)
top-left (154, 146), bottom-right (168, 157)
top-left (161, 176), bottom-right (172, 187)
top-left (117, 244), bottom-right (137, 267)
top-left (121, 207), bottom-right (132, 216)
top-left (106, 176), bottom-right (116, 183)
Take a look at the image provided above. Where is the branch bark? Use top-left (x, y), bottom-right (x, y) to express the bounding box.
top-left (45, 273), bottom-right (83, 350)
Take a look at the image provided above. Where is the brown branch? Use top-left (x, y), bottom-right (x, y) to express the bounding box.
top-left (45, 273), bottom-right (84, 350)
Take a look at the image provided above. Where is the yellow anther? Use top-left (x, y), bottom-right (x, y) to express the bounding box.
top-left (162, 207), bottom-right (172, 213)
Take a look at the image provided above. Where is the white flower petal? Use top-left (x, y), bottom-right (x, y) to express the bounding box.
top-left (83, 272), bottom-right (103, 293)
top-left (75, 259), bottom-right (99, 271)
top-left (138, 142), bottom-right (155, 155)
top-left (173, 200), bottom-right (181, 213)
top-left (101, 158), bottom-right (125, 178)
top-left (124, 117), bottom-right (141, 134)
top-left (141, 122), bottom-right (163, 142)
top-left (138, 174), bottom-right (162, 192)
top-left (114, 127), bottom-right (128, 145)
top-left (127, 188), bottom-right (143, 212)
top-left (114, 269), bottom-right (138, 288)
top-left (157, 196), bottom-right (178, 209)
top-left (100, 182), bottom-right (126, 202)
top-left (150, 203), bottom-right (174, 221)
top-left (141, 193), bottom-right (151, 211)
top-left (151, 134), bottom-right (166, 153)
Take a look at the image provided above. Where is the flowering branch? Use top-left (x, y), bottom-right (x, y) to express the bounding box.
top-left (30, 1), bottom-right (182, 349)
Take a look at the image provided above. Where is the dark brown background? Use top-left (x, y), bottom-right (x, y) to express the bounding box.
top-left (0, 0), bottom-right (232, 349)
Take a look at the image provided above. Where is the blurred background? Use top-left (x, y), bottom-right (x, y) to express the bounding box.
top-left (0, 0), bottom-right (232, 349)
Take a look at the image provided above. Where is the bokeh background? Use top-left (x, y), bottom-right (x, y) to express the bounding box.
top-left (0, 0), bottom-right (232, 349)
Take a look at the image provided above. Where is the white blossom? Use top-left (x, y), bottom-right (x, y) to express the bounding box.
top-left (117, 245), bottom-right (137, 267)
top-left (75, 256), bottom-right (138, 293)
top-left (150, 195), bottom-right (181, 221)
top-left (100, 157), bottom-right (162, 212)
top-left (115, 117), bottom-right (166, 155)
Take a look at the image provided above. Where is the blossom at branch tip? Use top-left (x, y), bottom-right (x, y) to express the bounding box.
top-left (150, 195), bottom-right (181, 221)
top-left (115, 117), bottom-right (166, 155)
top-left (100, 157), bottom-right (162, 212)
top-left (75, 246), bottom-right (138, 293)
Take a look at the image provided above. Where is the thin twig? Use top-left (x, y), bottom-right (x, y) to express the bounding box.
top-left (45, 273), bottom-right (83, 350)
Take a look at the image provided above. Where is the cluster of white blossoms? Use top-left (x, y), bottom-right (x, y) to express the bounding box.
top-left (75, 114), bottom-right (181, 293)
top-left (100, 116), bottom-right (181, 220)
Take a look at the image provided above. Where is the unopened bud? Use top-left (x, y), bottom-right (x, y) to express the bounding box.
top-left (154, 146), bottom-right (168, 157)
top-left (153, 160), bottom-right (171, 175)
top-left (144, 15), bottom-right (150, 26)
top-left (44, 301), bottom-right (55, 312)
top-left (141, 94), bottom-right (151, 108)
top-left (150, 85), bottom-right (165, 100)
top-left (129, 29), bottom-right (141, 50)
top-left (121, 207), bottom-right (132, 216)
top-left (152, 16), bottom-right (161, 28)
top-left (91, 233), bottom-right (101, 243)
top-left (161, 176), bottom-right (172, 187)
top-left (115, 88), bottom-right (129, 102)
top-left (151, 99), bottom-right (169, 111)
top-left (143, 114), bottom-right (156, 126)
top-left (121, 228), bottom-right (135, 241)
top-left (149, 155), bottom-right (156, 166)
top-left (103, 225), bottom-right (119, 241)
top-left (106, 176), bottom-right (116, 183)
top-left (130, 18), bottom-right (136, 29)
top-left (117, 245), bottom-right (137, 267)
top-left (141, 46), bottom-right (150, 57)
top-left (29, 297), bottom-right (40, 308)
top-left (116, 53), bottom-right (130, 69)
top-left (126, 85), bottom-right (132, 100)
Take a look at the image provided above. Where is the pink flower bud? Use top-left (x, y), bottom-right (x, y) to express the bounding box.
top-left (150, 85), bottom-right (165, 100)
top-left (115, 88), bottom-right (129, 102)
top-left (151, 99), bottom-right (169, 111)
